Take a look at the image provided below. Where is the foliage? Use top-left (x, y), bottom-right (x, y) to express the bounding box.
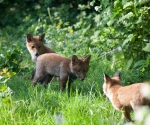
top-left (1, 0), bottom-right (150, 72)
top-left (0, 68), bottom-right (15, 106)
top-left (90, 0), bottom-right (150, 70)
top-left (0, 49), bottom-right (22, 71)
top-left (0, 27), bottom-right (30, 73)
top-left (0, 0), bottom-right (93, 27)
top-left (0, 0), bottom-right (150, 124)
top-left (0, 39), bottom-right (23, 72)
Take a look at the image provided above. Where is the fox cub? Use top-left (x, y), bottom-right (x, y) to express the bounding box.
top-left (26, 33), bottom-right (55, 62)
top-left (103, 72), bottom-right (150, 122)
top-left (32, 53), bottom-right (91, 92)
top-left (26, 33), bottom-right (55, 79)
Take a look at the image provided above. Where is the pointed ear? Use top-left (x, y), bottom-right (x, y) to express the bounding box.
top-left (72, 55), bottom-right (79, 65)
top-left (103, 73), bottom-right (111, 83)
top-left (39, 33), bottom-right (45, 41)
top-left (114, 72), bottom-right (121, 79)
top-left (84, 55), bottom-right (91, 63)
top-left (26, 34), bottom-right (33, 42)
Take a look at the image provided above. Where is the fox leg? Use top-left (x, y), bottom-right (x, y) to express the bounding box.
top-left (68, 77), bottom-right (73, 93)
top-left (42, 74), bottom-right (54, 88)
top-left (121, 106), bottom-right (132, 122)
top-left (32, 76), bottom-right (39, 87)
top-left (59, 76), bottom-right (68, 90)
top-left (31, 68), bottom-right (36, 80)
top-left (32, 72), bottom-right (46, 87)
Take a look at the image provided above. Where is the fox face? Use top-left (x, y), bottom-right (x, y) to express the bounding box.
top-left (103, 72), bottom-right (121, 97)
top-left (71, 55), bottom-right (91, 81)
top-left (26, 34), bottom-right (45, 62)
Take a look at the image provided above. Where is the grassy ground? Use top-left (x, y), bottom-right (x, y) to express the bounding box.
top-left (1, 79), bottom-right (122, 125)
top-left (1, 57), bottom-right (149, 125)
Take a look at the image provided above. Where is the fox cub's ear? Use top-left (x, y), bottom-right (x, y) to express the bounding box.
top-left (26, 34), bottom-right (33, 42)
top-left (72, 55), bottom-right (79, 65)
top-left (103, 73), bottom-right (111, 83)
top-left (113, 72), bottom-right (121, 79)
top-left (84, 55), bottom-right (91, 63)
top-left (39, 33), bottom-right (45, 41)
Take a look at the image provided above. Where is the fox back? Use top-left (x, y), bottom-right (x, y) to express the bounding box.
top-left (36, 53), bottom-right (71, 77)
top-left (26, 34), bottom-right (55, 62)
top-left (33, 53), bottom-right (91, 90)
top-left (103, 72), bottom-right (150, 122)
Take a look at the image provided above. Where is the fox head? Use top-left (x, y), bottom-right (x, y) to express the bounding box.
top-left (103, 72), bottom-right (121, 96)
top-left (71, 55), bottom-right (91, 81)
top-left (26, 34), bottom-right (45, 62)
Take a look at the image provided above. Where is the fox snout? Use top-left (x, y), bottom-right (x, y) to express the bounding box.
top-left (79, 77), bottom-right (84, 81)
top-left (35, 53), bottom-right (39, 57)
top-left (77, 76), bottom-right (85, 81)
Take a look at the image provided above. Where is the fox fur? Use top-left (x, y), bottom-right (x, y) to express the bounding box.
top-left (103, 72), bottom-right (150, 122)
top-left (26, 33), bottom-right (55, 62)
top-left (26, 33), bottom-right (55, 80)
top-left (32, 53), bottom-right (91, 92)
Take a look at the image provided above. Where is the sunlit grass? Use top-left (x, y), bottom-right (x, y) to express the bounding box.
top-left (0, 60), bottom-right (123, 125)
top-left (1, 60), bottom-right (150, 125)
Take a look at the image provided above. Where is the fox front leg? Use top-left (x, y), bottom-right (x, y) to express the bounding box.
top-left (59, 76), bottom-right (68, 90)
top-left (32, 72), bottom-right (46, 87)
top-left (68, 76), bottom-right (74, 93)
top-left (42, 74), bottom-right (54, 88)
top-left (31, 68), bottom-right (36, 80)
top-left (32, 76), bottom-right (38, 87)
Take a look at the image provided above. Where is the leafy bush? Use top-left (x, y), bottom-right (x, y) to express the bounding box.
top-left (0, 48), bottom-right (23, 72)
top-left (0, 0), bottom-right (150, 83)
top-left (90, 0), bottom-right (150, 71)
top-left (0, 68), bottom-right (15, 105)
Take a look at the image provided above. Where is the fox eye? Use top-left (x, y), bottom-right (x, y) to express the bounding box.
top-left (77, 70), bottom-right (81, 73)
top-left (83, 70), bottom-right (87, 73)
top-left (32, 46), bottom-right (35, 49)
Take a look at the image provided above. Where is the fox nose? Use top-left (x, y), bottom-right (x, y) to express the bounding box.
top-left (80, 78), bottom-right (84, 81)
top-left (35, 53), bottom-right (39, 57)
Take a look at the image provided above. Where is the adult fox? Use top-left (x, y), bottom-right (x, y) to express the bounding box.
top-left (32, 53), bottom-right (91, 92)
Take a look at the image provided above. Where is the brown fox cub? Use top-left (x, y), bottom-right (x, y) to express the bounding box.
top-left (26, 33), bottom-right (55, 79)
top-left (26, 33), bottom-right (55, 62)
top-left (103, 72), bottom-right (150, 122)
top-left (32, 53), bottom-right (91, 92)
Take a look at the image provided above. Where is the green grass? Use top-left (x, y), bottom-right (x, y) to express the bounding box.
top-left (1, 59), bottom-right (148, 125)
top-left (1, 78), bottom-right (122, 125)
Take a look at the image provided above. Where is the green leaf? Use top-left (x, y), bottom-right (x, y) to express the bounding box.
top-left (0, 86), bottom-right (7, 92)
top-left (134, 60), bottom-right (146, 68)
top-left (123, 2), bottom-right (133, 9)
top-left (107, 19), bottom-right (115, 26)
top-left (122, 34), bottom-right (134, 47)
top-left (126, 58), bottom-right (133, 70)
top-left (122, 39), bottom-right (129, 47)
top-left (136, 16), bottom-right (142, 24)
top-left (143, 43), bottom-right (150, 52)
top-left (119, 12), bottom-right (134, 22)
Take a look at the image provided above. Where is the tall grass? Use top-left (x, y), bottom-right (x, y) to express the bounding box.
top-left (1, 57), bottom-right (149, 125)
top-left (0, 60), bottom-right (125, 125)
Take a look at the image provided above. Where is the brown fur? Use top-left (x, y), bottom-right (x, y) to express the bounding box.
top-left (26, 33), bottom-right (55, 62)
top-left (26, 33), bottom-right (56, 82)
top-left (103, 72), bottom-right (150, 122)
top-left (32, 53), bottom-right (91, 92)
